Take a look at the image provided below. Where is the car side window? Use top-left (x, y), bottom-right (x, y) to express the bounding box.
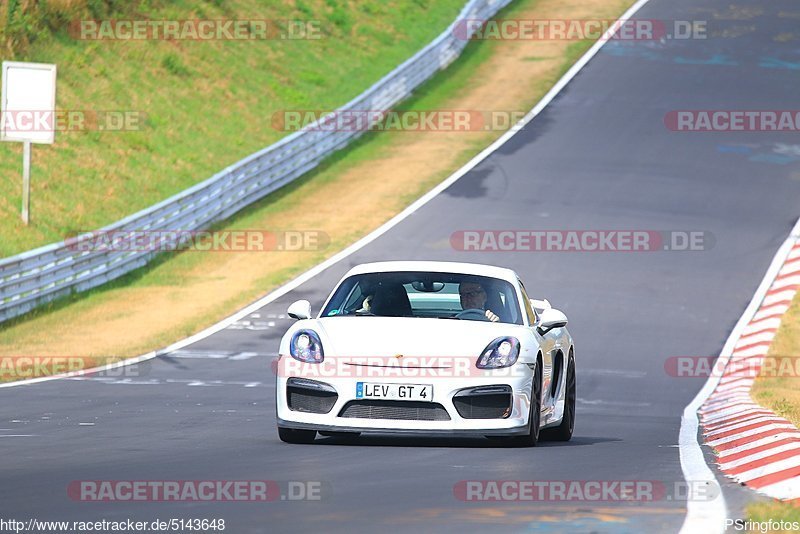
top-left (518, 281), bottom-right (537, 326)
top-left (342, 284), bottom-right (364, 313)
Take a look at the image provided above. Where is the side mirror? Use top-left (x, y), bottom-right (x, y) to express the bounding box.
top-left (530, 298), bottom-right (551, 314)
top-left (287, 300), bottom-right (312, 320)
top-left (537, 308), bottom-right (568, 335)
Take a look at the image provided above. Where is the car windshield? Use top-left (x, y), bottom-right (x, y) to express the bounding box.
top-left (321, 271), bottom-right (522, 324)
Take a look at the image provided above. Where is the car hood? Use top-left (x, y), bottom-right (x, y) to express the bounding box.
top-left (314, 316), bottom-right (526, 359)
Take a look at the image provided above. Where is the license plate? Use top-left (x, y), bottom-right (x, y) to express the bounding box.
top-left (356, 382), bottom-right (433, 402)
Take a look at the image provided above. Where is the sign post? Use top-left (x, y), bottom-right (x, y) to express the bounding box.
top-left (22, 140), bottom-right (31, 224)
top-left (1, 61), bottom-right (57, 225)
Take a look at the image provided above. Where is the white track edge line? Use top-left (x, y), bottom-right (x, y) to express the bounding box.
top-left (0, 0), bottom-right (657, 390)
top-left (679, 217), bottom-right (800, 533)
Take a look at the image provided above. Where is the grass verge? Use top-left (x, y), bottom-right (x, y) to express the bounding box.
top-left (748, 501), bottom-right (800, 529)
top-left (0, 0), bottom-right (633, 380)
top-left (0, 0), bottom-right (465, 256)
top-left (748, 292), bottom-right (800, 521)
top-left (751, 293), bottom-right (800, 428)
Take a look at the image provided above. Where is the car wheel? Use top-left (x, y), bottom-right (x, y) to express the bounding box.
top-left (541, 355), bottom-right (575, 442)
top-left (512, 361), bottom-right (542, 447)
top-left (278, 426), bottom-right (317, 444)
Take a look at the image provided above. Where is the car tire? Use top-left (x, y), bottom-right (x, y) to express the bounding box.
top-left (278, 426), bottom-right (317, 444)
top-left (511, 361), bottom-right (542, 447)
top-left (541, 355), bottom-right (575, 442)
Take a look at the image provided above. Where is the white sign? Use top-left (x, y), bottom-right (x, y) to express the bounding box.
top-left (1, 61), bottom-right (57, 144)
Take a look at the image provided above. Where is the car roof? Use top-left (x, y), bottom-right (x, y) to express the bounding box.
top-left (343, 261), bottom-right (520, 283)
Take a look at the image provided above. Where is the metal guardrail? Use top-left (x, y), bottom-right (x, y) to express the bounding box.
top-left (0, 0), bottom-right (512, 324)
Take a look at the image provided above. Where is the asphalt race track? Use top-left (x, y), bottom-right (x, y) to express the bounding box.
top-left (3, 0), bottom-right (800, 532)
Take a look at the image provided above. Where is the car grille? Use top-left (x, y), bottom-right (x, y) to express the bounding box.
top-left (287, 379), bottom-right (338, 414)
top-left (338, 400), bottom-right (451, 421)
top-left (453, 386), bottom-right (512, 419)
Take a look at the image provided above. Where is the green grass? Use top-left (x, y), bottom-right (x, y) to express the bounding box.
top-left (0, 0), bottom-right (602, 337)
top-left (0, 0), bottom-right (632, 374)
top-left (0, 0), bottom-right (537, 325)
top-left (0, 0), bottom-right (465, 257)
top-left (748, 286), bottom-right (800, 522)
top-left (752, 291), bottom-right (800, 427)
top-left (748, 500), bottom-right (800, 528)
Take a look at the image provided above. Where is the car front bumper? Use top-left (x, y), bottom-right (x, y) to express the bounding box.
top-left (276, 359), bottom-right (535, 434)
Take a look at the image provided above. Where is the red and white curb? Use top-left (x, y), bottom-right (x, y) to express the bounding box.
top-left (699, 228), bottom-right (800, 501)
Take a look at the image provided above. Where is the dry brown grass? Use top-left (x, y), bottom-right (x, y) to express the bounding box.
top-left (751, 293), bottom-right (800, 427)
top-left (0, 0), bottom-right (633, 375)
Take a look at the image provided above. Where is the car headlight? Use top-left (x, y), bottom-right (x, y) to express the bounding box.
top-left (290, 330), bottom-right (324, 363)
top-left (476, 337), bottom-right (520, 369)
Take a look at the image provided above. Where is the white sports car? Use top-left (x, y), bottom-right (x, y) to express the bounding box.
top-left (275, 261), bottom-right (575, 445)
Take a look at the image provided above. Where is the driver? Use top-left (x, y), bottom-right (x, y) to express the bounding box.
top-left (458, 282), bottom-right (499, 322)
